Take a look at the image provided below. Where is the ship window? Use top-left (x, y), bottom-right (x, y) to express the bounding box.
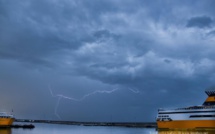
top-left (159, 110), bottom-right (215, 114)
top-left (203, 102), bottom-right (215, 106)
top-left (158, 115), bottom-right (169, 117)
top-left (190, 115), bottom-right (215, 118)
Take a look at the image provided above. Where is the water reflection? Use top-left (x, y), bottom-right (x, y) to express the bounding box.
top-left (158, 130), bottom-right (215, 134)
top-left (0, 128), bottom-right (11, 134)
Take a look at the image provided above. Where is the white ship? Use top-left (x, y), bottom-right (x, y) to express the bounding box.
top-left (156, 87), bottom-right (215, 129)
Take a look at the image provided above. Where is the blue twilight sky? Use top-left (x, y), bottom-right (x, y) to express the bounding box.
top-left (0, 0), bottom-right (215, 122)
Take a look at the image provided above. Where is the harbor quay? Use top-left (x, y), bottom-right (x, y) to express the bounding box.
top-left (15, 119), bottom-right (156, 128)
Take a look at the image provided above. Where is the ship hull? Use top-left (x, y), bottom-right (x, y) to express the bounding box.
top-left (157, 120), bottom-right (215, 129)
top-left (0, 118), bottom-right (14, 126)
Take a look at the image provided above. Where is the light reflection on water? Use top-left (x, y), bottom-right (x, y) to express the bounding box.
top-left (1, 123), bottom-right (215, 134)
top-left (0, 128), bottom-right (11, 134)
top-left (10, 123), bottom-right (157, 134)
top-left (158, 130), bottom-right (215, 134)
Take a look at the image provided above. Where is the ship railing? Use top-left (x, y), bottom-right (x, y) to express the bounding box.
top-left (158, 106), bottom-right (215, 111)
top-left (158, 108), bottom-right (176, 111)
top-left (176, 106), bottom-right (215, 110)
top-left (0, 112), bottom-right (14, 117)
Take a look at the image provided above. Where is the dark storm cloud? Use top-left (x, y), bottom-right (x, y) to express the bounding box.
top-left (1, 0), bottom-right (215, 122)
top-left (186, 16), bottom-right (213, 28)
top-left (0, 0), bottom-right (96, 67)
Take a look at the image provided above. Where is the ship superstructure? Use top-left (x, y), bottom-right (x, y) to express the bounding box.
top-left (157, 88), bottom-right (215, 129)
top-left (0, 112), bottom-right (15, 126)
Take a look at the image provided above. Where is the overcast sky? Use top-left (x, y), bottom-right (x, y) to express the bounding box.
top-left (1, 0), bottom-right (215, 122)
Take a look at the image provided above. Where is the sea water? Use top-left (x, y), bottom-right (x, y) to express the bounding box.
top-left (1, 123), bottom-right (215, 134)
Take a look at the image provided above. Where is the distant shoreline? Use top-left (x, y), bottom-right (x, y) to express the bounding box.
top-left (15, 119), bottom-right (157, 128)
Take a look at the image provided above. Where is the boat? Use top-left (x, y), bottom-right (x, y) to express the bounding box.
top-left (0, 112), bottom-right (15, 126)
top-left (156, 87), bottom-right (215, 129)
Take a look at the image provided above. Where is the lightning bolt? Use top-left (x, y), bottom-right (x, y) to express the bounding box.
top-left (55, 97), bottom-right (62, 119)
top-left (49, 85), bottom-right (139, 119)
top-left (127, 87), bottom-right (139, 93)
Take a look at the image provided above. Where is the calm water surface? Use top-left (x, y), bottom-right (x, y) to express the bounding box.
top-left (1, 123), bottom-right (215, 134)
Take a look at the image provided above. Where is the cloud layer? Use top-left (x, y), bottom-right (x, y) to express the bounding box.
top-left (1, 0), bottom-right (215, 121)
